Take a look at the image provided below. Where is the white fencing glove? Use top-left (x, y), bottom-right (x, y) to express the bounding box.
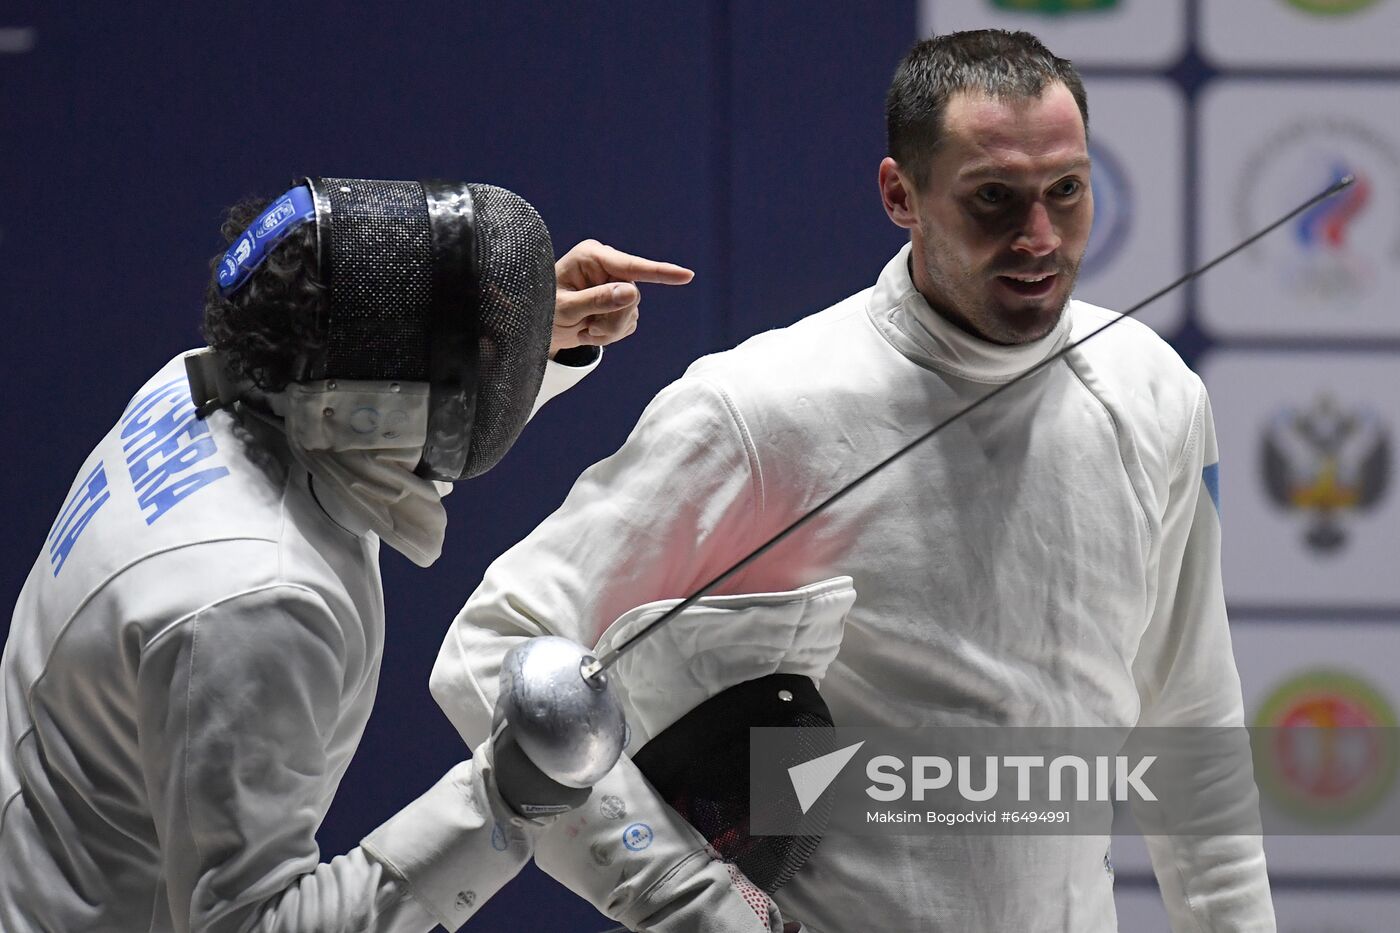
top-left (534, 753), bottom-right (786, 932)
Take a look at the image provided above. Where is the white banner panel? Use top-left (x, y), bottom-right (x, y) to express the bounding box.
top-left (1233, 622), bottom-right (1400, 720)
top-left (1201, 0), bottom-right (1400, 69)
top-left (1073, 78), bottom-right (1186, 335)
top-left (919, 0), bottom-right (1187, 67)
top-left (1109, 619), bottom-right (1400, 879)
top-left (1277, 890), bottom-right (1400, 932)
top-left (1116, 886), bottom-right (1400, 933)
top-left (1198, 82), bottom-right (1400, 339)
top-left (1235, 621), bottom-right (1400, 873)
top-left (1199, 352), bottom-right (1400, 606)
top-left (1200, 352), bottom-right (1399, 605)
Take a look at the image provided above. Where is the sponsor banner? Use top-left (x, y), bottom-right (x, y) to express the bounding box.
top-left (1202, 0), bottom-right (1400, 69)
top-left (919, 0), bottom-right (1187, 67)
top-left (1109, 620), bottom-right (1400, 876)
top-left (1074, 78), bottom-right (1186, 336)
top-left (1116, 886), bottom-right (1400, 933)
top-left (1238, 622), bottom-right (1400, 877)
top-left (1198, 82), bottom-right (1400, 339)
top-left (1200, 352), bottom-right (1400, 605)
top-left (747, 725), bottom-right (1400, 838)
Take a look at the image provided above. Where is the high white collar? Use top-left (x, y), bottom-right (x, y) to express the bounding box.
top-left (866, 243), bottom-right (1073, 385)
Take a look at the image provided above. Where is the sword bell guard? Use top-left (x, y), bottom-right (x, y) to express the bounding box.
top-left (497, 636), bottom-right (627, 788)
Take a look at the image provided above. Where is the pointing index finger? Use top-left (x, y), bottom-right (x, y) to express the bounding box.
top-left (593, 244), bottom-right (694, 285)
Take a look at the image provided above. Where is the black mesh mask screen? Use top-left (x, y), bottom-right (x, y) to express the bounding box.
top-left (459, 183), bottom-right (554, 479)
top-left (318, 179), bottom-right (434, 381)
top-left (630, 673), bottom-right (836, 895)
top-left (305, 178), bottom-right (554, 480)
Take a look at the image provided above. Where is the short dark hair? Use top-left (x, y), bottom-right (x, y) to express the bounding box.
top-left (886, 30), bottom-right (1088, 189)
top-left (201, 197), bottom-right (325, 392)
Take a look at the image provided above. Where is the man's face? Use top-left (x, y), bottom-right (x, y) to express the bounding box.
top-left (885, 82), bottom-right (1093, 346)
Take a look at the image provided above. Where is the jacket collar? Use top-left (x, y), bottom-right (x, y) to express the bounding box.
top-left (866, 243), bottom-right (1073, 384)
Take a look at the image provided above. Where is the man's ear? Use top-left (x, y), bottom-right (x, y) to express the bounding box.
top-left (879, 157), bottom-right (920, 230)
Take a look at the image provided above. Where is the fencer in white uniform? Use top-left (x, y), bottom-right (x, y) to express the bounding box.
top-left (429, 33), bottom-right (1275, 933)
top-left (0, 179), bottom-right (692, 932)
top-left (1, 355), bottom-right (589, 932)
top-left (433, 249), bottom-right (1274, 932)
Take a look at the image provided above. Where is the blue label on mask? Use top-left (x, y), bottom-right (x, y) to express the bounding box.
top-left (216, 185), bottom-right (316, 296)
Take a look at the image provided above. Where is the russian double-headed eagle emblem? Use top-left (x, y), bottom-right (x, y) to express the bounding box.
top-left (1261, 394), bottom-right (1389, 552)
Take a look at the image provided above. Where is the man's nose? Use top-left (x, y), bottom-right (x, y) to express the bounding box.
top-left (1012, 201), bottom-right (1061, 257)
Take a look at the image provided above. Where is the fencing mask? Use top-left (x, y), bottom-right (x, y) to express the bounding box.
top-left (592, 576), bottom-right (855, 894)
top-left (191, 176), bottom-right (555, 481)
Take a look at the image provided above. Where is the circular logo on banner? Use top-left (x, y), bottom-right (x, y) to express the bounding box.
top-left (1254, 670), bottom-right (1399, 823)
top-left (1282, 0), bottom-right (1382, 15)
top-left (1082, 139), bottom-right (1133, 278)
top-left (1234, 117), bottom-right (1400, 306)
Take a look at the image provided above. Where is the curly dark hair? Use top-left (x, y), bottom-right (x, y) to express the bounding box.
top-left (887, 30), bottom-right (1088, 191)
top-left (202, 196), bottom-right (326, 392)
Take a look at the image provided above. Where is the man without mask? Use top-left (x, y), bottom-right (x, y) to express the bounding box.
top-left (432, 33), bottom-right (1275, 933)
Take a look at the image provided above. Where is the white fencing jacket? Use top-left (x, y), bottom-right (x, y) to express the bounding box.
top-left (0, 352), bottom-right (592, 932)
top-left (432, 246), bottom-right (1275, 932)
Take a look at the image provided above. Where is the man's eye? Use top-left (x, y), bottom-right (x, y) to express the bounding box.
top-left (976, 186), bottom-right (1009, 205)
top-left (1052, 179), bottom-right (1082, 197)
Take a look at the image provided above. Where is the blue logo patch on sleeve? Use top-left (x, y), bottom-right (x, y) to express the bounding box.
top-left (1203, 462), bottom-right (1221, 516)
top-left (622, 822), bottom-right (655, 851)
top-left (120, 378), bottom-right (230, 524)
top-left (47, 462), bottom-right (111, 576)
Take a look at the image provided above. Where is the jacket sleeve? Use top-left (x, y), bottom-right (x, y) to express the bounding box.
top-left (530, 349), bottom-right (603, 420)
top-left (1130, 381), bottom-right (1276, 932)
top-left (432, 375), bottom-right (763, 747)
top-left (431, 376), bottom-right (786, 931)
top-left (137, 584), bottom-right (533, 933)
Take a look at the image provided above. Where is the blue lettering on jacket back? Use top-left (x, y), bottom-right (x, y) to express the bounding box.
top-left (47, 462), bottom-right (111, 576)
top-left (120, 377), bottom-right (230, 524)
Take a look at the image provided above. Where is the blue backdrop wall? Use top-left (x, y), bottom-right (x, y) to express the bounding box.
top-left (0, 2), bottom-right (909, 928)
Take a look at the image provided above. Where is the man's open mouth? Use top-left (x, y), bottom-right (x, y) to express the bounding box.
top-left (996, 272), bottom-right (1058, 298)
